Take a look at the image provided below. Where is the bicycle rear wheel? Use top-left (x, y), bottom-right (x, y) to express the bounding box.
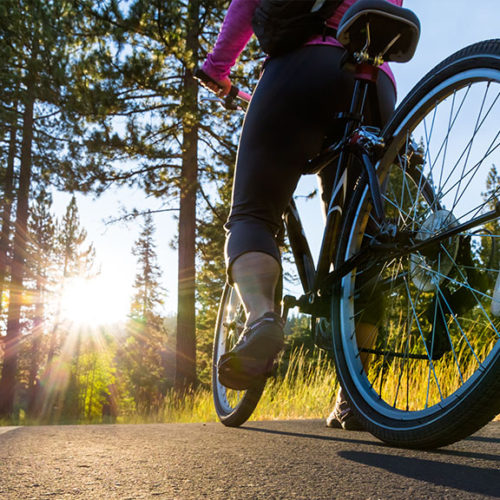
top-left (332, 39), bottom-right (500, 448)
top-left (212, 284), bottom-right (266, 427)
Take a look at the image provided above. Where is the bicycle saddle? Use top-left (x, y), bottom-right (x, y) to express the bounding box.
top-left (337, 0), bottom-right (420, 63)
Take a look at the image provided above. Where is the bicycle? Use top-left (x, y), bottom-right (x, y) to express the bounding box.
top-left (197, 0), bottom-right (500, 449)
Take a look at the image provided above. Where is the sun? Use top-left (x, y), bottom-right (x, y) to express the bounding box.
top-left (60, 275), bottom-right (130, 328)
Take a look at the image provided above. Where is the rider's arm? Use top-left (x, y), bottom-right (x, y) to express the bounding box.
top-left (201, 0), bottom-right (259, 84)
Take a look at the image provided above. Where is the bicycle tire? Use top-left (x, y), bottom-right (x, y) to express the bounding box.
top-left (212, 284), bottom-right (266, 427)
top-left (332, 39), bottom-right (500, 449)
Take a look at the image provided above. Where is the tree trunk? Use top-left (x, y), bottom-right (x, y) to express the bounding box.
top-left (0, 110), bottom-right (18, 314)
top-left (0, 86), bottom-right (35, 418)
top-left (174, 0), bottom-right (200, 392)
top-left (27, 280), bottom-right (44, 418)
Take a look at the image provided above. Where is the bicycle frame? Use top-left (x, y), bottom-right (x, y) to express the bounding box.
top-left (282, 66), bottom-right (387, 318)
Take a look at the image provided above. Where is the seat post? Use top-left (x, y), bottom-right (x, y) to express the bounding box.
top-left (353, 64), bottom-right (379, 114)
top-left (343, 62), bottom-right (379, 138)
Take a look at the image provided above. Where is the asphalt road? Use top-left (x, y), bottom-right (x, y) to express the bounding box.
top-left (0, 419), bottom-right (498, 499)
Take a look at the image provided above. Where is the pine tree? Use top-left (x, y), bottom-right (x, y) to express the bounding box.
top-left (38, 196), bottom-right (96, 422)
top-left (47, 196), bottom-right (95, 364)
top-left (118, 214), bottom-right (168, 413)
top-left (25, 191), bottom-right (57, 418)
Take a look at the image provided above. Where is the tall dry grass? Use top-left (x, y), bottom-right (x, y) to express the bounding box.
top-left (124, 335), bottom-right (499, 424)
top-left (118, 346), bottom-right (338, 424)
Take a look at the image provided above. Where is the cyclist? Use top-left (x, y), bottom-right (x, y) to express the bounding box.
top-left (200, 0), bottom-right (403, 430)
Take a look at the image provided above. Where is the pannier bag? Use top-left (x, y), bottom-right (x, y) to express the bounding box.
top-left (252, 0), bottom-right (343, 57)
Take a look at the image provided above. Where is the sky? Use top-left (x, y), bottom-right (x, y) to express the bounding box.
top-left (52, 1), bottom-right (499, 319)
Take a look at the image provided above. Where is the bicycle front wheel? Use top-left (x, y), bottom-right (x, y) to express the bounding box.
top-left (212, 284), bottom-right (266, 427)
top-left (332, 39), bottom-right (500, 448)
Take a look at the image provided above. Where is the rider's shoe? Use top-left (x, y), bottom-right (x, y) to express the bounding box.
top-left (326, 390), bottom-right (364, 431)
top-left (218, 312), bottom-right (285, 391)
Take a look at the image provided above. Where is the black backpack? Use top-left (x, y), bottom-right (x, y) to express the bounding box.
top-left (252, 0), bottom-right (343, 57)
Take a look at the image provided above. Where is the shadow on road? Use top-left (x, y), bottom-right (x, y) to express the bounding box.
top-left (241, 425), bottom-right (384, 448)
top-left (338, 450), bottom-right (500, 497)
top-left (241, 425), bottom-right (500, 463)
top-left (465, 434), bottom-right (500, 444)
top-left (430, 447), bottom-right (500, 463)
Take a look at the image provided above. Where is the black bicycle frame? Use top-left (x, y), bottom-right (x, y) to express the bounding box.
top-left (283, 69), bottom-right (386, 317)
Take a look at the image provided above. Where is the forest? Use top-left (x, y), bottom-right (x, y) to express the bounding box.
top-left (0, 0), bottom-right (277, 423)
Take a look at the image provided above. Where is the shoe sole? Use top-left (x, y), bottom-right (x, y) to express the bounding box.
top-left (217, 320), bottom-right (284, 391)
top-left (218, 353), bottom-right (277, 390)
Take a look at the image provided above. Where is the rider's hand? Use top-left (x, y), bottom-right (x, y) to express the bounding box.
top-left (203, 76), bottom-right (232, 97)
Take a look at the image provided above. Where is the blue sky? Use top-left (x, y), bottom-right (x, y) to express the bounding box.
top-left (53, 1), bottom-right (499, 317)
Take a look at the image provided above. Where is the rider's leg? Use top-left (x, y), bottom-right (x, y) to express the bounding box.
top-left (231, 251), bottom-right (280, 325)
top-left (217, 250), bottom-right (284, 390)
top-left (226, 45), bottom-right (355, 320)
top-left (220, 46), bottom-right (357, 388)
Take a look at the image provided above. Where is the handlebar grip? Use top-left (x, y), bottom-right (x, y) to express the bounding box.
top-left (194, 67), bottom-right (217, 87)
top-left (194, 68), bottom-right (243, 110)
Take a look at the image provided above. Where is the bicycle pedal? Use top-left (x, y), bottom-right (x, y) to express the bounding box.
top-left (314, 318), bottom-right (333, 351)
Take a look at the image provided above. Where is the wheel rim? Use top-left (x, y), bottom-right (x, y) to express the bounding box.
top-left (213, 287), bottom-right (249, 415)
top-left (340, 68), bottom-right (500, 423)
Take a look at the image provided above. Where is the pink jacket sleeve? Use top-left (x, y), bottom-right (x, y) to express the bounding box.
top-left (202, 0), bottom-right (260, 81)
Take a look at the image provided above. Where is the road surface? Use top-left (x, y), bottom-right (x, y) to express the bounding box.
top-left (0, 419), bottom-right (498, 499)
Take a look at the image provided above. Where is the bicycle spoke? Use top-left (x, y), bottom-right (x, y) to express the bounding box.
top-left (437, 90), bottom-right (458, 195)
top-left (382, 191), bottom-right (415, 223)
top-left (451, 84), bottom-right (495, 209)
top-left (450, 187), bottom-right (500, 228)
top-left (433, 118), bottom-right (500, 217)
top-left (430, 86), bottom-right (472, 199)
top-left (425, 281), bottom-right (444, 408)
top-left (433, 86), bottom-right (497, 192)
top-left (435, 282), bottom-right (480, 368)
top-left (412, 257), bottom-right (492, 302)
top-left (391, 259), bottom-right (410, 407)
top-left (432, 135), bottom-right (500, 211)
top-left (447, 134), bottom-right (500, 215)
top-left (422, 92), bottom-right (471, 214)
top-left (403, 275), bottom-right (444, 402)
top-left (439, 243), bottom-right (500, 340)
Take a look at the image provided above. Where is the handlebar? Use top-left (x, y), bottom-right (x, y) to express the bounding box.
top-left (194, 68), bottom-right (251, 110)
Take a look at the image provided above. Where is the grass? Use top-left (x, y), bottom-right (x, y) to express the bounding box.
top-left (117, 346), bottom-right (338, 424)
top-left (3, 337), bottom-right (498, 426)
top-left (120, 338), bottom-right (499, 425)
top-left (251, 346), bottom-right (338, 421)
top-left (115, 346), bottom-right (338, 424)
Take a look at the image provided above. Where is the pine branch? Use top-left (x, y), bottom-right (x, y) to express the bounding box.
top-left (105, 207), bottom-right (180, 225)
top-left (198, 185), bottom-right (225, 223)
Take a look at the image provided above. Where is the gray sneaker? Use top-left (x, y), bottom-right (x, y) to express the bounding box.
top-left (218, 312), bottom-right (284, 390)
top-left (326, 389), bottom-right (364, 431)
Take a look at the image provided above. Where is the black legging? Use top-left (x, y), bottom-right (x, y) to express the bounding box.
top-left (225, 45), bottom-right (396, 282)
